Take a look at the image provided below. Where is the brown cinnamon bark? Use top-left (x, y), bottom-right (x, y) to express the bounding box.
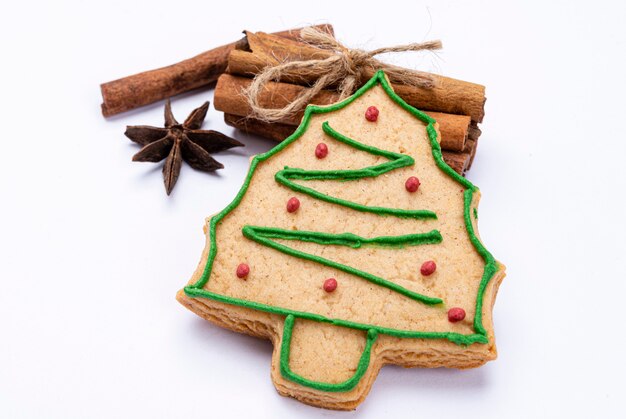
top-left (468, 122), bottom-right (482, 141)
top-left (100, 25), bottom-right (334, 117)
top-left (224, 114), bottom-right (470, 175)
top-left (215, 74), bottom-right (471, 152)
top-left (465, 123), bottom-right (480, 169)
top-left (441, 150), bottom-right (470, 175)
top-left (224, 114), bottom-right (295, 143)
top-left (465, 138), bottom-right (478, 169)
top-left (427, 112), bottom-right (471, 152)
top-left (227, 31), bottom-right (486, 123)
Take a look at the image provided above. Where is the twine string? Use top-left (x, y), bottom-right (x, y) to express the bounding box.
top-left (243, 27), bottom-right (442, 122)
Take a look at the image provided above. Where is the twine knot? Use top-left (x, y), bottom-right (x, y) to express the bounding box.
top-left (243, 27), bottom-right (442, 123)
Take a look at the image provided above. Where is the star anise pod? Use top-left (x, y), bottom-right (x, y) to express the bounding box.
top-left (125, 100), bottom-right (244, 195)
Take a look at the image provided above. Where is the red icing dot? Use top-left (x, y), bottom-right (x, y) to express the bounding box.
top-left (420, 260), bottom-right (436, 276)
top-left (315, 143), bottom-right (328, 159)
top-left (405, 176), bottom-right (421, 192)
top-left (323, 278), bottom-right (338, 292)
top-left (365, 106), bottom-right (379, 122)
top-left (448, 307), bottom-right (466, 322)
top-left (286, 197), bottom-right (300, 213)
top-left (236, 263), bottom-right (250, 279)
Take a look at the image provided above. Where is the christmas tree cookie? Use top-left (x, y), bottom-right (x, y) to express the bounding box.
top-left (177, 71), bottom-right (505, 410)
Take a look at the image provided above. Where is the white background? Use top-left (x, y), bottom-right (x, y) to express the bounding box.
top-left (1, 1), bottom-right (625, 417)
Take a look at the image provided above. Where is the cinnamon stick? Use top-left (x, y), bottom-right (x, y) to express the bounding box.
top-left (227, 31), bottom-right (486, 123)
top-left (468, 122), bottom-right (482, 141)
top-left (426, 112), bottom-right (471, 152)
top-left (100, 25), bottom-right (334, 117)
top-left (224, 113), bottom-right (295, 143)
top-left (465, 138), bottom-right (478, 169)
top-left (215, 74), bottom-right (471, 152)
top-left (464, 123), bottom-right (480, 169)
top-left (224, 114), bottom-right (470, 175)
top-left (214, 73), bottom-right (338, 125)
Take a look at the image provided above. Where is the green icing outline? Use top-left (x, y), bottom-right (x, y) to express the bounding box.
top-left (184, 70), bottom-right (498, 392)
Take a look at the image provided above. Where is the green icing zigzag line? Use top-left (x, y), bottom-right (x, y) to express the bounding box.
top-left (241, 225), bottom-right (442, 248)
top-left (275, 122), bottom-right (437, 219)
top-left (242, 225), bottom-right (443, 306)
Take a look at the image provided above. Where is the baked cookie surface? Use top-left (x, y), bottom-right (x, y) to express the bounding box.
top-left (177, 71), bottom-right (505, 410)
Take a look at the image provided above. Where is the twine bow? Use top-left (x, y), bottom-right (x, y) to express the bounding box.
top-left (243, 27), bottom-right (442, 122)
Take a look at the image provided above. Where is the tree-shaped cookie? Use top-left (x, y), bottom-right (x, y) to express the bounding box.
top-left (177, 71), bottom-right (505, 410)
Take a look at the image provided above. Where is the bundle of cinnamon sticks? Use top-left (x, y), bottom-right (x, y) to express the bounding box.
top-left (101, 24), bottom-right (486, 175)
top-left (213, 30), bottom-right (485, 175)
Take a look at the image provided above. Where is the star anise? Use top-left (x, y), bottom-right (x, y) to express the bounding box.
top-left (125, 100), bottom-right (244, 195)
